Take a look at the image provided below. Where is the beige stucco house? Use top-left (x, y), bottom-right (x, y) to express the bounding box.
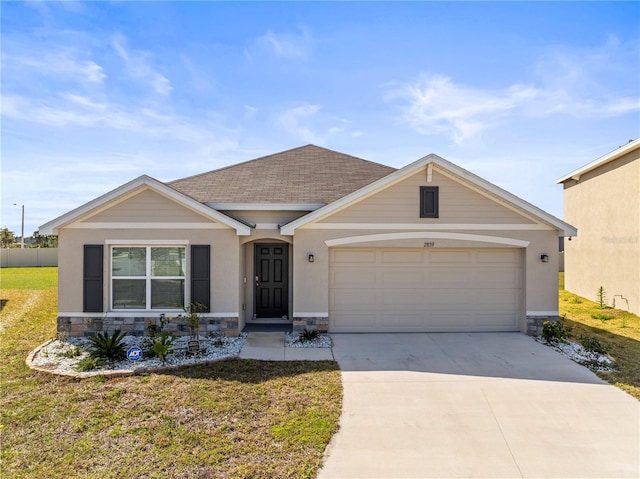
top-left (558, 138), bottom-right (640, 316)
top-left (41, 145), bottom-right (575, 337)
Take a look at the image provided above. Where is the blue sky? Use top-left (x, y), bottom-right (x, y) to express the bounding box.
top-left (1, 1), bottom-right (639, 236)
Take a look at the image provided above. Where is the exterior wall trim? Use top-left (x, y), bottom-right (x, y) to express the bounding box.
top-left (57, 312), bottom-right (240, 318)
top-left (293, 312), bottom-right (329, 318)
top-left (207, 202), bottom-right (325, 211)
top-left (71, 223), bottom-right (228, 230)
top-left (325, 232), bottom-right (531, 248)
top-left (306, 223), bottom-right (551, 231)
top-left (526, 310), bottom-right (559, 316)
top-left (105, 239), bottom-right (189, 245)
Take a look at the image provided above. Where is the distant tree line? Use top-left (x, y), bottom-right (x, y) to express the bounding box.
top-left (0, 228), bottom-right (58, 248)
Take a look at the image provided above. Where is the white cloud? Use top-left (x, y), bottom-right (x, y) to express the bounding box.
top-left (250, 27), bottom-right (311, 60)
top-left (4, 49), bottom-right (106, 84)
top-left (275, 102), bottom-right (352, 144)
top-left (387, 39), bottom-right (639, 143)
top-left (387, 75), bottom-right (545, 143)
top-left (111, 33), bottom-right (173, 96)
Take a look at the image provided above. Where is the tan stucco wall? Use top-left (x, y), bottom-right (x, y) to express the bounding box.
top-left (318, 168), bottom-right (535, 224)
top-left (563, 152), bottom-right (640, 315)
top-left (86, 189), bottom-right (212, 223)
top-left (57, 228), bottom-right (240, 315)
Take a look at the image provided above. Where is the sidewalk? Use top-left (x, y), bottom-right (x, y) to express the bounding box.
top-left (239, 332), bottom-right (334, 361)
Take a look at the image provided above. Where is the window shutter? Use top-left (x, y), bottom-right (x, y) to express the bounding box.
top-left (191, 245), bottom-right (211, 312)
top-left (420, 186), bottom-right (439, 218)
top-left (83, 245), bottom-right (103, 312)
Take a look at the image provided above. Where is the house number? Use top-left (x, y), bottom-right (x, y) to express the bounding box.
top-left (424, 242), bottom-right (435, 247)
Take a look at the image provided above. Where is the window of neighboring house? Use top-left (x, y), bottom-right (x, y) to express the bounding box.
top-left (420, 186), bottom-right (439, 218)
top-left (112, 246), bottom-right (185, 310)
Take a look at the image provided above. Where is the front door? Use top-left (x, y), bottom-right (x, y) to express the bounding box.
top-left (254, 244), bottom-right (289, 319)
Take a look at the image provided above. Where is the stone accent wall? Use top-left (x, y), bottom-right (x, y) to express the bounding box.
top-left (57, 315), bottom-right (241, 338)
top-left (526, 314), bottom-right (561, 337)
top-left (292, 316), bottom-right (329, 333)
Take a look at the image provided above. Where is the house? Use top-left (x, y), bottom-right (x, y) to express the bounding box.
top-left (41, 145), bottom-right (576, 337)
top-left (557, 138), bottom-right (640, 316)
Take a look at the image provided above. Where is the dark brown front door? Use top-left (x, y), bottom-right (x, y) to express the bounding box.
top-left (255, 244), bottom-right (289, 319)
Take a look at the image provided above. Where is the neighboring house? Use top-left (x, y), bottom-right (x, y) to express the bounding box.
top-left (558, 138), bottom-right (640, 316)
top-left (41, 145), bottom-right (576, 338)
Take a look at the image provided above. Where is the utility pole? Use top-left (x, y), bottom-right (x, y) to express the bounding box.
top-left (13, 203), bottom-right (24, 248)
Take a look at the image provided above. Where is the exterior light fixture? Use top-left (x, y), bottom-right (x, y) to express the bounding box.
top-left (308, 253), bottom-right (315, 263)
top-left (540, 254), bottom-right (549, 263)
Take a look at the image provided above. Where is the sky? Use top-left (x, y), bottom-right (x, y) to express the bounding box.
top-left (1, 1), bottom-right (639, 237)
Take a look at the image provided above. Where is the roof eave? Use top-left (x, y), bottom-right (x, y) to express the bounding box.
top-left (557, 138), bottom-right (640, 184)
top-left (40, 175), bottom-right (252, 236)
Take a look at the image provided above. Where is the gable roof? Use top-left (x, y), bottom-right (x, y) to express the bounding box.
top-left (168, 144), bottom-right (396, 205)
top-left (39, 175), bottom-right (252, 236)
top-left (557, 138), bottom-right (640, 183)
top-left (281, 153), bottom-right (577, 237)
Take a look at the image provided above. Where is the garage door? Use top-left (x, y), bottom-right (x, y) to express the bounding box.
top-left (329, 248), bottom-right (522, 332)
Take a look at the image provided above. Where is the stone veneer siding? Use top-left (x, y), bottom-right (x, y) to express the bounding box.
top-left (526, 314), bottom-right (561, 337)
top-left (57, 316), bottom-right (240, 338)
top-left (292, 316), bottom-right (329, 333)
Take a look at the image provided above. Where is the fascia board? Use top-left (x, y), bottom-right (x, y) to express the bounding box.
top-left (431, 157), bottom-right (577, 237)
top-left (207, 203), bottom-right (325, 211)
top-left (40, 175), bottom-right (251, 236)
top-left (557, 138), bottom-right (640, 184)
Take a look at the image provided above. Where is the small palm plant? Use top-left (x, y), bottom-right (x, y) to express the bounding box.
top-left (88, 330), bottom-right (127, 361)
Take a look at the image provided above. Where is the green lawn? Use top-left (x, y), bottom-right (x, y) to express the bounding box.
top-left (0, 267), bottom-right (342, 479)
top-left (559, 273), bottom-right (640, 400)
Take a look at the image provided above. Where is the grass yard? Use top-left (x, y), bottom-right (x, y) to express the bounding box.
top-left (0, 267), bottom-right (342, 479)
top-left (559, 273), bottom-right (640, 400)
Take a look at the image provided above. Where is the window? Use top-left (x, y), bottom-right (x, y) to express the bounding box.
top-left (420, 186), bottom-right (439, 218)
top-left (112, 246), bottom-right (185, 310)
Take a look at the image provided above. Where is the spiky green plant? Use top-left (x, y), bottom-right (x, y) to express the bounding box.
top-left (88, 330), bottom-right (127, 361)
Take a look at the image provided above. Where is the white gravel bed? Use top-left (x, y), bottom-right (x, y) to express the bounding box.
top-left (30, 334), bottom-right (246, 376)
top-left (535, 337), bottom-right (615, 372)
top-left (285, 332), bottom-right (333, 348)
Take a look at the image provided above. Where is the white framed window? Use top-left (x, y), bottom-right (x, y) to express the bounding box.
top-left (111, 246), bottom-right (186, 310)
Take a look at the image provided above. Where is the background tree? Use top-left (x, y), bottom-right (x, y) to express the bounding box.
top-left (31, 230), bottom-right (58, 248)
top-left (0, 228), bottom-right (16, 248)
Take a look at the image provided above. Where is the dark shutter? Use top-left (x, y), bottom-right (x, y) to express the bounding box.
top-left (420, 186), bottom-right (439, 218)
top-left (191, 245), bottom-right (211, 312)
top-left (83, 245), bottom-right (103, 312)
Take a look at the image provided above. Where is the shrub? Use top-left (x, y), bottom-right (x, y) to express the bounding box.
top-left (596, 286), bottom-right (608, 309)
top-left (75, 356), bottom-right (105, 372)
top-left (88, 330), bottom-right (127, 361)
top-left (591, 313), bottom-right (614, 321)
top-left (55, 346), bottom-right (83, 359)
top-left (541, 317), bottom-right (572, 344)
top-left (579, 335), bottom-right (609, 355)
top-left (151, 332), bottom-right (174, 363)
top-left (299, 329), bottom-right (320, 343)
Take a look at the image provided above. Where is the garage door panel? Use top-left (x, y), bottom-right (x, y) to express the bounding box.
top-left (332, 270), bottom-right (377, 287)
top-left (381, 250), bottom-right (424, 263)
top-left (332, 249), bottom-right (376, 264)
top-left (380, 291), bottom-right (426, 306)
top-left (429, 251), bottom-right (473, 263)
top-left (477, 250), bottom-right (519, 264)
top-left (332, 291), bottom-right (377, 308)
top-left (381, 270), bottom-right (423, 287)
top-left (330, 247), bottom-right (522, 333)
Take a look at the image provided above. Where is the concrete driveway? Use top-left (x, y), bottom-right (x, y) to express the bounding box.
top-left (319, 333), bottom-right (639, 479)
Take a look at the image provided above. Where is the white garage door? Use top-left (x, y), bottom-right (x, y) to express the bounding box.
top-left (329, 248), bottom-right (522, 332)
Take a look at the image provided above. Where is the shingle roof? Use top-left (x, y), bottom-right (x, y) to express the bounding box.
top-left (167, 145), bottom-right (396, 204)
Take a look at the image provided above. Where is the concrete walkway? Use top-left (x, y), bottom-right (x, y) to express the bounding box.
top-left (239, 332), bottom-right (334, 361)
top-left (319, 333), bottom-right (640, 479)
